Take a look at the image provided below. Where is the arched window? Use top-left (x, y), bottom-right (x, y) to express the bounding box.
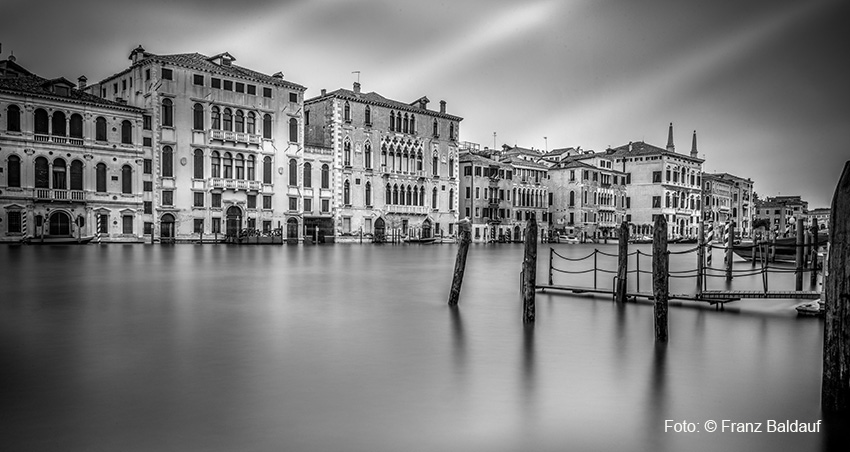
top-left (162, 146), bottom-right (173, 177)
top-left (364, 142), bottom-right (372, 169)
top-left (34, 157), bottom-right (49, 188)
top-left (396, 112), bottom-right (402, 132)
top-left (95, 117), bottom-right (107, 141)
top-left (6, 105), bottom-right (21, 132)
top-left (69, 114), bottom-right (83, 138)
top-left (7, 155), bottom-right (21, 187)
top-left (417, 151), bottom-right (423, 171)
top-left (234, 110), bottom-right (244, 133)
top-left (263, 156), bottom-right (272, 184)
top-left (52, 158), bottom-right (66, 189)
top-left (432, 187), bottom-right (437, 209)
top-left (410, 114), bottom-right (415, 133)
top-left (34, 109), bottom-right (49, 135)
top-left (569, 191), bottom-right (575, 207)
top-left (344, 101), bottom-right (351, 122)
top-left (223, 108), bottom-right (232, 131)
top-left (223, 152), bottom-right (233, 178)
top-left (247, 155), bottom-right (255, 180)
top-left (211, 107), bottom-right (221, 129)
top-left (247, 112), bottom-right (256, 134)
top-left (289, 159), bottom-right (297, 186)
top-left (385, 184), bottom-right (391, 204)
top-left (52, 111), bottom-right (66, 136)
top-left (70, 160), bottom-right (83, 190)
top-left (432, 120), bottom-right (438, 137)
top-left (95, 162), bottom-right (107, 192)
top-left (403, 113), bottom-right (409, 133)
top-left (365, 182), bottom-right (371, 206)
top-left (162, 99), bottom-right (173, 127)
top-left (303, 162), bottom-right (312, 188)
top-left (365, 106), bottom-right (371, 125)
top-left (122, 165), bottom-right (132, 194)
top-left (449, 188), bottom-right (454, 211)
top-left (449, 158), bottom-right (454, 178)
top-left (211, 151), bottom-right (220, 178)
top-left (433, 155), bottom-right (439, 176)
top-left (263, 114), bottom-right (272, 139)
top-left (381, 146), bottom-right (387, 166)
top-left (344, 180), bottom-right (350, 205)
top-left (407, 185), bottom-right (413, 205)
top-left (419, 186), bottom-right (424, 206)
top-left (235, 153), bottom-right (245, 179)
top-left (413, 186), bottom-right (419, 206)
top-left (194, 149), bottom-right (204, 179)
top-left (449, 123), bottom-right (455, 140)
top-left (121, 120), bottom-right (132, 144)
top-left (344, 140), bottom-right (351, 166)
top-left (193, 103), bottom-right (204, 130)
top-left (289, 117), bottom-right (298, 142)
top-left (393, 184), bottom-right (399, 205)
top-left (390, 110), bottom-right (395, 131)
top-left (321, 164), bottom-right (329, 188)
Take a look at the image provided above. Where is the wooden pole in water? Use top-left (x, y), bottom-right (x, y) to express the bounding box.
top-left (823, 161), bottom-right (850, 412)
top-left (521, 213), bottom-right (538, 323)
top-left (447, 218), bottom-right (472, 306)
top-left (725, 222), bottom-right (735, 281)
top-left (652, 215), bottom-right (669, 343)
top-left (697, 222), bottom-right (705, 294)
top-left (796, 217), bottom-right (805, 291)
top-left (811, 219), bottom-right (820, 286)
top-left (803, 231), bottom-right (811, 270)
top-left (616, 221), bottom-right (628, 303)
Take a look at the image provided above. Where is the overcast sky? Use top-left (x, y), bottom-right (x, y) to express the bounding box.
top-left (3, 0), bottom-right (848, 207)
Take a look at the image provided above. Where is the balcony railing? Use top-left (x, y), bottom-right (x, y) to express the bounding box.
top-left (209, 129), bottom-right (261, 145)
top-left (387, 205), bottom-right (429, 214)
top-left (34, 188), bottom-right (86, 202)
top-left (208, 178), bottom-right (262, 191)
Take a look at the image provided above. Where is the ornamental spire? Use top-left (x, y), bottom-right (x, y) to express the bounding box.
top-left (666, 122), bottom-right (675, 152)
top-left (691, 130), bottom-right (698, 158)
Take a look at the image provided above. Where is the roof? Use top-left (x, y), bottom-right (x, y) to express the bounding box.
top-left (549, 159), bottom-right (599, 171)
top-left (305, 87), bottom-right (463, 121)
top-left (607, 141), bottom-right (704, 163)
top-left (500, 155), bottom-right (549, 170)
top-left (543, 147), bottom-right (575, 157)
top-left (0, 59), bottom-right (142, 111)
top-left (99, 50), bottom-right (306, 91)
top-left (460, 152), bottom-right (509, 167)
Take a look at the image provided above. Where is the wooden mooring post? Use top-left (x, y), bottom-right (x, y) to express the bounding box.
top-left (796, 217), bottom-right (805, 291)
top-left (615, 221), bottom-right (628, 303)
top-left (811, 219), bottom-right (820, 286)
top-left (725, 222), bottom-right (735, 281)
top-left (697, 222), bottom-right (705, 294)
top-left (652, 216), bottom-right (669, 343)
top-left (447, 218), bottom-right (472, 306)
top-left (521, 214), bottom-right (538, 323)
top-left (823, 161), bottom-right (850, 412)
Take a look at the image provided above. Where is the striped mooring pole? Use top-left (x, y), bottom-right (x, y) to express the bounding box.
top-left (21, 211), bottom-right (28, 242)
top-left (96, 214), bottom-right (102, 244)
top-left (705, 222), bottom-right (714, 267)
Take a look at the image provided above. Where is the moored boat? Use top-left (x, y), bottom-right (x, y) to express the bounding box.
top-left (796, 299), bottom-right (824, 317)
top-left (24, 236), bottom-right (95, 245)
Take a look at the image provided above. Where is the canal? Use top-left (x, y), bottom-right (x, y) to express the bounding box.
top-left (0, 243), bottom-right (835, 451)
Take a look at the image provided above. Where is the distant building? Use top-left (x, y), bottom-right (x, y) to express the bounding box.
top-left (87, 46), bottom-right (307, 242)
top-left (1, 56), bottom-right (145, 243)
top-left (304, 83), bottom-right (462, 240)
top-left (458, 150), bottom-right (514, 242)
top-left (702, 172), bottom-right (754, 238)
top-left (806, 207), bottom-right (830, 229)
top-left (607, 124), bottom-right (704, 238)
top-left (499, 146), bottom-right (551, 240)
top-left (754, 195), bottom-right (808, 237)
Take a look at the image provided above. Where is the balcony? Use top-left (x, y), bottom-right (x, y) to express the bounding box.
top-left (598, 204), bottom-right (616, 212)
top-left (209, 129), bottom-right (261, 146)
top-left (387, 205), bottom-right (429, 215)
top-left (208, 178), bottom-right (262, 191)
top-left (34, 188), bottom-right (86, 202)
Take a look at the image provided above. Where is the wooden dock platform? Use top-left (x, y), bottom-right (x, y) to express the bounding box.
top-left (536, 284), bottom-right (739, 305)
top-left (698, 290), bottom-right (820, 300)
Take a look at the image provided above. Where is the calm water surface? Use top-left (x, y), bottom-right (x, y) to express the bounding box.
top-left (0, 243), bottom-right (841, 451)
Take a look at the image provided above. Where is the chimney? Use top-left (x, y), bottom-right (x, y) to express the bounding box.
top-left (628, 141), bottom-right (633, 152)
top-left (690, 130), bottom-right (698, 158)
top-left (353, 81), bottom-right (361, 94)
top-left (418, 96), bottom-right (429, 109)
top-left (439, 100), bottom-right (446, 114)
top-left (129, 45), bottom-right (145, 63)
top-left (77, 75), bottom-right (87, 90)
top-left (8, 52), bottom-right (16, 63)
top-left (272, 72), bottom-right (283, 79)
top-left (666, 122), bottom-right (675, 152)
top-left (321, 88), bottom-right (326, 96)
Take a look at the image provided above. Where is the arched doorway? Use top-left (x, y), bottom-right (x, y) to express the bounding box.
top-left (514, 225), bottom-right (521, 242)
top-left (286, 218), bottom-right (299, 243)
top-left (48, 211), bottom-right (71, 236)
top-left (422, 219), bottom-right (432, 239)
top-left (374, 217), bottom-right (386, 243)
top-left (226, 206), bottom-right (242, 237)
top-left (160, 214), bottom-right (175, 239)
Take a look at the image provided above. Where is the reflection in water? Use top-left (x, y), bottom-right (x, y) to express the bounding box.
top-left (449, 306), bottom-right (465, 377)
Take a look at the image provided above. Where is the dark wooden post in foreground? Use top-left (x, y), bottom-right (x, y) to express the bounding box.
top-left (615, 221), bottom-right (629, 303)
top-left (796, 217), bottom-right (805, 291)
top-left (823, 161), bottom-right (850, 412)
top-left (652, 216), bottom-right (669, 343)
top-left (521, 214), bottom-right (538, 323)
top-left (447, 218), bottom-right (472, 306)
top-left (697, 222), bottom-right (705, 294)
top-left (725, 222), bottom-right (735, 281)
top-left (811, 219), bottom-right (820, 286)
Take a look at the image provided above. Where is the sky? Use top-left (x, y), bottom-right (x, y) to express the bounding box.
top-left (2, 0), bottom-right (848, 207)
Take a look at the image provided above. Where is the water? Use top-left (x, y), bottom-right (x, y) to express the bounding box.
top-left (0, 243), bottom-right (842, 451)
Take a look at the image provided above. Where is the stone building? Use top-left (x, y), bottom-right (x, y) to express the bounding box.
top-left (1, 55), bottom-right (145, 243)
top-left (304, 83), bottom-right (462, 241)
top-left (702, 172), bottom-right (754, 238)
top-left (754, 195), bottom-right (808, 237)
top-left (458, 149), bottom-right (514, 242)
top-left (86, 46), bottom-right (306, 242)
top-left (607, 124), bottom-right (704, 238)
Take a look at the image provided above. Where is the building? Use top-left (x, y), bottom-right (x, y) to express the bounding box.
top-left (1, 55), bottom-right (145, 243)
top-left (607, 124), bottom-right (704, 238)
top-left (86, 46), bottom-right (306, 242)
top-left (458, 148), bottom-right (514, 242)
top-left (304, 83), bottom-right (462, 241)
top-left (702, 172), bottom-right (754, 238)
top-left (806, 207), bottom-right (830, 229)
top-left (547, 150), bottom-right (628, 241)
top-left (499, 147), bottom-right (551, 240)
top-left (754, 195), bottom-right (808, 237)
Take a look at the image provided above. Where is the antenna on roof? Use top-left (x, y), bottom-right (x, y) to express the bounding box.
top-left (352, 71), bottom-right (360, 84)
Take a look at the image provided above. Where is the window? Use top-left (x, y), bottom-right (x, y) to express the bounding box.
top-left (303, 162), bottom-right (312, 187)
top-left (321, 164), bottom-right (329, 188)
top-left (194, 149), bottom-right (204, 179)
top-left (211, 107), bottom-right (221, 130)
top-left (211, 78), bottom-right (221, 89)
top-left (223, 153), bottom-right (233, 178)
top-left (449, 158), bottom-right (454, 178)
top-left (121, 120), bottom-right (132, 144)
top-left (194, 219), bottom-right (204, 233)
top-left (193, 103), bottom-right (204, 129)
top-left (7, 155), bottom-right (21, 187)
top-left (344, 140), bottom-right (351, 166)
top-left (235, 82), bottom-right (244, 93)
top-left (162, 190), bottom-right (173, 206)
top-left (390, 111), bottom-right (395, 131)
top-left (194, 192), bottom-right (204, 207)
top-left (364, 142), bottom-right (372, 169)
top-left (304, 198), bottom-right (312, 212)
top-left (289, 159), bottom-right (297, 186)
top-left (263, 114), bottom-right (272, 139)
top-left (433, 155), bottom-right (439, 176)
top-left (223, 80), bottom-right (233, 91)
top-left (70, 114), bottom-right (83, 138)
top-left (247, 112), bottom-right (256, 134)
top-left (365, 182), bottom-right (372, 206)
top-left (123, 215), bottom-right (133, 234)
top-left (34, 109), bottom-right (49, 135)
top-left (247, 85), bottom-right (256, 95)
top-left (289, 92), bottom-right (298, 103)
top-left (235, 110), bottom-right (244, 133)
top-left (161, 68), bottom-right (173, 80)
top-left (223, 108), bottom-right (232, 131)
top-left (143, 114), bottom-right (152, 130)
top-left (449, 123), bottom-right (455, 140)
top-left (344, 180), bottom-right (350, 205)
top-left (95, 162), bottom-right (107, 192)
top-left (263, 195), bottom-right (272, 209)
top-left (7, 211), bottom-right (22, 233)
top-left (321, 199), bottom-right (329, 213)
top-left (263, 157), bottom-right (272, 184)
top-left (653, 171), bottom-right (662, 183)
top-left (263, 87), bottom-right (272, 98)
top-left (52, 111), bottom-right (66, 136)
top-left (652, 196), bottom-right (661, 208)
top-left (289, 197), bottom-right (298, 211)
top-left (7, 105), bottom-right (21, 132)
top-left (162, 99), bottom-right (173, 127)
top-left (144, 201), bottom-right (152, 214)
top-left (193, 74), bottom-right (204, 86)
top-left (122, 165), bottom-right (132, 194)
top-left (96, 117), bottom-right (107, 141)
top-left (247, 155), bottom-right (255, 180)
top-left (235, 153), bottom-right (244, 179)
top-left (432, 187), bottom-right (438, 208)
top-left (365, 106), bottom-right (371, 125)
top-left (162, 146), bottom-right (173, 177)
top-left (344, 101), bottom-right (351, 122)
top-left (210, 218), bottom-right (221, 233)
top-left (211, 193), bottom-right (221, 208)
top-left (289, 118), bottom-right (298, 142)
top-left (143, 137), bottom-right (152, 147)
